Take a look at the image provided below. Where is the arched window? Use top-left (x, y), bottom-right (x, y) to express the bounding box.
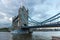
top-left (24, 24), bottom-right (27, 26)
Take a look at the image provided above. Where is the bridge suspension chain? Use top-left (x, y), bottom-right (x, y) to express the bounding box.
top-left (41, 13), bottom-right (60, 24)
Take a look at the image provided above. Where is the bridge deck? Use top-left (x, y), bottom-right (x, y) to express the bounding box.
top-left (21, 23), bottom-right (60, 28)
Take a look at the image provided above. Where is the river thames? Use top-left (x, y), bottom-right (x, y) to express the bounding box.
top-left (0, 31), bottom-right (60, 40)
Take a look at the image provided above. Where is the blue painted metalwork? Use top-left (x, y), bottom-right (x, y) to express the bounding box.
top-left (26, 13), bottom-right (60, 28)
top-left (41, 13), bottom-right (60, 24)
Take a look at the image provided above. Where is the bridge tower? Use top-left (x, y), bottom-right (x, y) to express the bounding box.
top-left (12, 6), bottom-right (28, 30)
top-left (18, 6), bottom-right (28, 28)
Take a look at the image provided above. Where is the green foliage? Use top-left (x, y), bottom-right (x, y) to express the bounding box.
top-left (0, 28), bottom-right (10, 32)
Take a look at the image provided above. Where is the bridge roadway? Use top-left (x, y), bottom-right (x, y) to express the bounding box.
top-left (21, 22), bottom-right (60, 29)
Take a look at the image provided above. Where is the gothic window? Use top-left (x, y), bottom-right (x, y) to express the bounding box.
top-left (24, 24), bottom-right (27, 26)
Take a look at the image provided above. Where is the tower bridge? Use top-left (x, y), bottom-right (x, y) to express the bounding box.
top-left (12, 6), bottom-right (60, 34)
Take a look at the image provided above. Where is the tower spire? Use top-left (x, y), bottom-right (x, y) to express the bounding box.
top-left (20, 0), bottom-right (25, 7)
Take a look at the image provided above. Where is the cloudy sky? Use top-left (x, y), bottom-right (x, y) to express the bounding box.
top-left (0, 0), bottom-right (60, 28)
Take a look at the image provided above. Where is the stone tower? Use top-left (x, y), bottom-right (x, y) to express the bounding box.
top-left (18, 6), bottom-right (28, 27)
top-left (12, 6), bottom-right (28, 30)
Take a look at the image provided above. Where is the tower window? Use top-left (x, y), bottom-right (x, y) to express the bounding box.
top-left (24, 24), bottom-right (27, 26)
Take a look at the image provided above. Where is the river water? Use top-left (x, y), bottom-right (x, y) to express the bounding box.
top-left (0, 31), bottom-right (60, 40)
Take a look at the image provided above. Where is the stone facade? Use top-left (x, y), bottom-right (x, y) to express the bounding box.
top-left (12, 6), bottom-right (28, 30)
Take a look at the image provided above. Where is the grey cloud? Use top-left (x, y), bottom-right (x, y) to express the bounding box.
top-left (27, 0), bottom-right (60, 22)
top-left (0, 15), bottom-right (4, 19)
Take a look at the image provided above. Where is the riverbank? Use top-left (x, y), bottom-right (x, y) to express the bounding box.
top-left (0, 28), bottom-right (10, 32)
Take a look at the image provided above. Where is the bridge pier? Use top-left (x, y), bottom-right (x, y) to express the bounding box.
top-left (11, 28), bottom-right (33, 34)
top-left (21, 28), bottom-right (33, 34)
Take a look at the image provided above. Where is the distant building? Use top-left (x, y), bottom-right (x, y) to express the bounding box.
top-left (12, 6), bottom-right (28, 30)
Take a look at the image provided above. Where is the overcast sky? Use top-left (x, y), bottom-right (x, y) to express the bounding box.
top-left (0, 0), bottom-right (60, 28)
